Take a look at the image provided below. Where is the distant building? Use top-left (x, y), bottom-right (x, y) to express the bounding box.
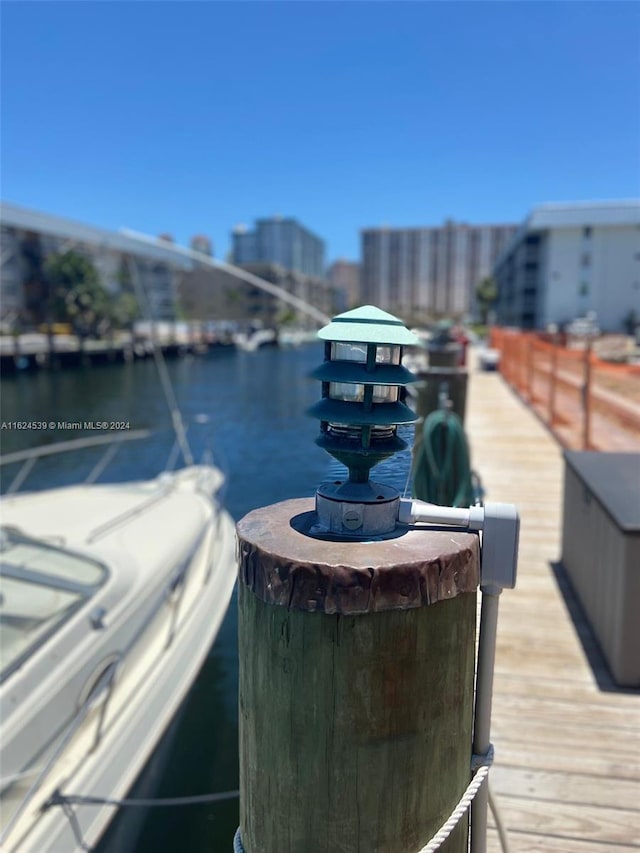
top-left (190, 235), bottom-right (213, 256)
top-left (327, 260), bottom-right (361, 309)
top-left (232, 217), bottom-right (326, 279)
top-left (0, 202), bottom-right (196, 327)
top-left (179, 262), bottom-right (338, 327)
top-left (493, 200), bottom-right (640, 331)
top-left (360, 220), bottom-right (517, 320)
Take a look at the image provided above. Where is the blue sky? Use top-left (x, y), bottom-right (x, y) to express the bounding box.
top-left (2, 1), bottom-right (639, 262)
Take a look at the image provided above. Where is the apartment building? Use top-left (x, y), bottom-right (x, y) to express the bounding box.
top-left (232, 217), bottom-right (326, 279)
top-left (326, 259), bottom-right (361, 310)
top-left (0, 202), bottom-right (194, 327)
top-left (360, 220), bottom-right (517, 320)
top-left (493, 201), bottom-right (640, 331)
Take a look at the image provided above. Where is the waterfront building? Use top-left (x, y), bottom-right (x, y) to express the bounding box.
top-left (0, 202), bottom-right (195, 329)
top-left (360, 220), bottom-right (517, 321)
top-left (232, 217), bottom-right (326, 279)
top-left (493, 200), bottom-right (640, 331)
top-left (326, 259), bottom-right (361, 310)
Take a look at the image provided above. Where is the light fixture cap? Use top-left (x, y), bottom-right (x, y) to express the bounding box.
top-left (317, 305), bottom-right (420, 347)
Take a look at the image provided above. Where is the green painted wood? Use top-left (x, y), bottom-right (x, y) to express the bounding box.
top-left (237, 501), bottom-right (478, 853)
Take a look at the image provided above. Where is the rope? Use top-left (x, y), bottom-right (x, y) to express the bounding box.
top-left (49, 787), bottom-right (240, 849)
top-left (412, 408), bottom-right (474, 507)
top-left (233, 746), bottom-right (494, 853)
top-left (417, 746), bottom-right (494, 853)
top-left (46, 788), bottom-right (239, 809)
top-left (60, 801), bottom-right (90, 852)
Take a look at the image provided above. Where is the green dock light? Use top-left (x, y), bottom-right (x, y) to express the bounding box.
top-left (308, 305), bottom-right (420, 537)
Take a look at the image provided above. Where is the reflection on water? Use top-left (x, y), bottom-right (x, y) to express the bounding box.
top-left (1, 343), bottom-right (413, 851)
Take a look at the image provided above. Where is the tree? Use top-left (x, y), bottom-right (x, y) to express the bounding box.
top-left (475, 276), bottom-right (498, 325)
top-left (44, 250), bottom-right (112, 338)
top-left (276, 307), bottom-right (297, 326)
top-left (111, 292), bottom-right (140, 330)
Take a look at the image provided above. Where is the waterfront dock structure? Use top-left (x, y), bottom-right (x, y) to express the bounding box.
top-left (465, 356), bottom-right (640, 851)
top-left (0, 332), bottom-right (218, 374)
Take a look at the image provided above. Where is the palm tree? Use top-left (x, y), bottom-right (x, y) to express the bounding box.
top-left (475, 277), bottom-right (498, 325)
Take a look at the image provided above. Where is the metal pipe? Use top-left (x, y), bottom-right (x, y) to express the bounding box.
top-left (471, 587), bottom-right (501, 853)
top-left (398, 498), bottom-right (485, 530)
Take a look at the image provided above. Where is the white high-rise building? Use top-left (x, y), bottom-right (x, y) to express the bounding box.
top-left (360, 220), bottom-right (517, 319)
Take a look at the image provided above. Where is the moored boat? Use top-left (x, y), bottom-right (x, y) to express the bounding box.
top-left (0, 458), bottom-right (237, 852)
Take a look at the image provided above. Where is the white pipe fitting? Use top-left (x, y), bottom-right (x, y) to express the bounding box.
top-left (398, 499), bottom-right (519, 590)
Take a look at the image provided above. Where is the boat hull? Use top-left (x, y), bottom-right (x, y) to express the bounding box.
top-left (0, 467), bottom-right (237, 852)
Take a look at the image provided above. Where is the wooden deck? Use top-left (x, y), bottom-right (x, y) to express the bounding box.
top-left (465, 358), bottom-right (640, 852)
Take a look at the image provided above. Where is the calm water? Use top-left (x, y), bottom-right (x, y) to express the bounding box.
top-left (0, 345), bottom-right (413, 852)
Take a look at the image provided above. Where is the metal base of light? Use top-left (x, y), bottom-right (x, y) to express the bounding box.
top-left (313, 480), bottom-right (399, 538)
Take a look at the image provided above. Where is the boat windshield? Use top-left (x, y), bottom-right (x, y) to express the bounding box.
top-left (0, 527), bottom-right (108, 683)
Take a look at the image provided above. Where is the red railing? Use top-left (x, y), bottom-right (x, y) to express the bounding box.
top-left (489, 328), bottom-right (640, 451)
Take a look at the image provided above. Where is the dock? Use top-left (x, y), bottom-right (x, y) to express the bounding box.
top-left (0, 333), bottom-right (233, 374)
top-left (465, 358), bottom-right (640, 851)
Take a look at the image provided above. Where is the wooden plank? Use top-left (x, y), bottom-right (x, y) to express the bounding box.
top-left (491, 719), bottom-right (640, 765)
top-left (492, 742), bottom-right (638, 780)
top-left (493, 656), bottom-right (598, 684)
top-left (487, 827), bottom-right (631, 852)
top-left (487, 797), bottom-right (640, 846)
top-left (464, 351), bottom-right (640, 850)
top-left (488, 692), bottom-right (640, 731)
top-left (490, 765), bottom-right (640, 811)
top-left (492, 673), bottom-right (640, 708)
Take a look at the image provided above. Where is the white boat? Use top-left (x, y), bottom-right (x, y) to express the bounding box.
top-left (232, 328), bottom-right (277, 351)
top-left (277, 328), bottom-right (319, 348)
top-left (0, 436), bottom-right (237, 852)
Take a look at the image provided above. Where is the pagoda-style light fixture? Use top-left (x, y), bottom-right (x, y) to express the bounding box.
top-left (308, 305), bottom-right (420, 537)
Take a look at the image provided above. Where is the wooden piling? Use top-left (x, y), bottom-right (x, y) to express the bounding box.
top-left (236, 498), bottom-right (480, 853)
top-left (414, 367), bottom-right (468, 425)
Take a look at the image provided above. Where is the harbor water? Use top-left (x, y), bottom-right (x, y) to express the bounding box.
top-left (0, 343), bottom-right (414, 852)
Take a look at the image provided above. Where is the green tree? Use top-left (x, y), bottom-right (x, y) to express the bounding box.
top-left (44, 250), bottom-right (112, 338)
top-left (475, 276), bottom-right (498, 325)
top-left (277, 307), bottom-right (297, 326)
top-left (111, 292), bottom-right (140, 330)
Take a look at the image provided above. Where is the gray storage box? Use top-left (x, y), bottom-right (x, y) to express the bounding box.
top-left (561, 452), bottom-right (640, 687)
